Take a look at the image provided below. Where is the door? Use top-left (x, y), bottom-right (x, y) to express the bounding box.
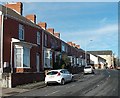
top-left (65, 70), bottom-right (71, 81)
top-left (36, 54), bottom-right (40, 72)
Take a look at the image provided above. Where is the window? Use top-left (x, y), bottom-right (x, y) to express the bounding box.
top-left (23, 47), bottom-right (30, 67)
top-left (14, 45), bottom-right (30, 68)
top-left (15, 46), bottom-right (23, 67)
top-left (37, 32), bottom-right (40, 45)
top-left (77, 58), bottom-right (79, 64)
top-left (45, 34), bottom-right (47, 46)
top-left (62, 42), bottom-right (65, 52)
top-left (19, 24), bottom-right (24, 40)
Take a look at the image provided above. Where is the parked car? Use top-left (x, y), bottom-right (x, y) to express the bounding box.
top-left (84, 66), bottom-right (94, 74)
top-left (45, 69), bottom-right (73, 85)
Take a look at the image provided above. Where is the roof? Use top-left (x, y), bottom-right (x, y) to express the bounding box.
top-left (87, 50), bottom-right (112, 55)
top-left (88, 52), bottom-right (106, 61)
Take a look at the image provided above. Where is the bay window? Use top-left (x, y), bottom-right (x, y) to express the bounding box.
top-left (14, 45), bottom-right (30, 68)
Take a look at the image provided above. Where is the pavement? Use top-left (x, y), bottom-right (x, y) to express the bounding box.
top-left (1, 72), bottom-right (83, 97)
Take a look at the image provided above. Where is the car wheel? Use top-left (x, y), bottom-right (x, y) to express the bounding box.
top-left (61, 79), bottom-right (65, 85)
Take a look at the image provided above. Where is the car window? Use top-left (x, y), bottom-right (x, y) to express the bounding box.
top-left (47, 71), bottom-right (58, 75)
top-left (60, 70), bottom-right (64, 73)
top-left (64, 70), bottom-right (70, 74)
top-left (85, 66), bottom-right (91, 69)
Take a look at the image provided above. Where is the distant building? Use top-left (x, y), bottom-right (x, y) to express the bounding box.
top-left (88, 53), bottom-right (106, 69)
top-left (88, 50), bottom-right (114, 68)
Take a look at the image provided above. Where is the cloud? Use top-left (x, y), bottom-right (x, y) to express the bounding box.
top-left (61, 23), bottom-right (118, 53)
top-left (62, 23), bottom-right (118, 40)
top-left (99, 17), bottom-right (107, 24)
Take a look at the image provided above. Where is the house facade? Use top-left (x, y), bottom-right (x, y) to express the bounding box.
top-left (0, 2), bottom-right (90, 88)
top-left (88, 50), bottom-right (114, 68)
top-left (89, 53), bottom-right (106, 69)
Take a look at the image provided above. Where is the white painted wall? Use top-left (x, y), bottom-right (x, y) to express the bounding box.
top-left (90, 54), bottom-right (98, 65)
top-left (98, 55), bottom-right (113, 68)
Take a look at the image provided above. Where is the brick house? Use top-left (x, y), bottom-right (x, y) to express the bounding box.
top-left (0, 2), bottom-right (90, 87)
top-left (0, 3), bottom-right (45, 87)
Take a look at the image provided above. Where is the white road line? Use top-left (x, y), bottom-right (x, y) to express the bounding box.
top-left (45, 90), bottom-right (60, 96)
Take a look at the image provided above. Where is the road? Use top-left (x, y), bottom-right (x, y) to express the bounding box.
top-left (13, 69), bottom-right (119, 96)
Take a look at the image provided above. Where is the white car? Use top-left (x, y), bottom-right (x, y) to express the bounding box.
top-left (84, 66), bottom-right (94, 74)
top-left (45, 69), bottom-right (73, 85)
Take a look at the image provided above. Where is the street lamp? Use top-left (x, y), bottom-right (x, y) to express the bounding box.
top-left (85, 40), bottom-right (93, 67)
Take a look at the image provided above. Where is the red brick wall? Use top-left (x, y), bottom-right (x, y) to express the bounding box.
top-left (5, 2), bottom-right (23, 15)
top-left (11, 72), bottom-right (45, 87)
top-left (3, 16), bottom-right (43, 73)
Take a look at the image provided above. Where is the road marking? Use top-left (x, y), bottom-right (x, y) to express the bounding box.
top-left (45, 90), bottom-right (60, 96)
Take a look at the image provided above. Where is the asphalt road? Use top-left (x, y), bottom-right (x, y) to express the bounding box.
top-left (13, 69), bottom-right (119, 97)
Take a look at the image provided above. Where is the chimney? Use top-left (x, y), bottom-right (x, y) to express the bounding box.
top-left (5, 2), bottom-right (23, 15)
top-left (38, 22), bottom-right (47, 29)
top-left (25, 14), bottom-right (36, 23)
top-left (54, 32), bottom-right (60, 38)
top-left (76, 45), bottom-right (80, 49)
top-left (47, 28), bottom-right (54, 35)
top-left (72, 43), bottom-right (76, 47)
top-left (67, 42), bottom-right (73, 46)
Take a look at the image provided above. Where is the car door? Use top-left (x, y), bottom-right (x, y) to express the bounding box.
top-left (64, 70), bottom-right (71, 81)
top-left (61, 70), bottom-right (68, 81)
top-left (66, 70), bottom-right (72, 81)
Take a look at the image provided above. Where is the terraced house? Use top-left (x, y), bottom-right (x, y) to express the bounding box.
top-left (0, 2), bottom-right (90, 88)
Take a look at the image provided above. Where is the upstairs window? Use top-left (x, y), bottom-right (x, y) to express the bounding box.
top-left (19, 24), bottom-right (24, 40)
top-left (37, 31), bottom-right (40, 45)
top-left (45, 34), bottom-right (47, 46)
top-left (62, 42), bottom-right (65, 52)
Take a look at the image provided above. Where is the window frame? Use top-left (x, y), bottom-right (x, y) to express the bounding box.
top-left (19, 24), bottom-right (24, 40)
top-left (37, 31), bottom-right (41, 45)
top-left (14, 45), bottom-right (30, 68)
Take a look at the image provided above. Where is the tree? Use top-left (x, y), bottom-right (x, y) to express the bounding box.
top-left (61, 54), bottom-right (71, 69)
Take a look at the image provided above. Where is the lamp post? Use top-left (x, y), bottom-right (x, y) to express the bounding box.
top-left (85, 40), bottom-right (93, 67)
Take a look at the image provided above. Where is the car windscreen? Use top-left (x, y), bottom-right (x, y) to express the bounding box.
top-left (47, 71), bottom-right (58, 75)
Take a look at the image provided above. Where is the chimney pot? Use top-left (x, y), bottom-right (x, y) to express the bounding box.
top-left (38, 22), bottom-right (47, 29)
top-left (25, 14), bottom-right (36, 23)
top-left (47, 28), bottom-right (54, 35)
top-left (5, 2), bottom-right (23, 15)
top-left (67, 42), bottom-right (73, 46)
top-left (54, 32), bottom-right (60, 38)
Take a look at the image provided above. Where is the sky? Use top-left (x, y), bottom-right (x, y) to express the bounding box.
top-left (22, 2), bottom-right (118, 56)
top-left (0, 1), bottom-right (118, 56)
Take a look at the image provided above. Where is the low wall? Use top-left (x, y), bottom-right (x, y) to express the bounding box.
top-left (68, 66), bottom-right (84, 74)
top-left (11, 72), bottom-right (45, 87)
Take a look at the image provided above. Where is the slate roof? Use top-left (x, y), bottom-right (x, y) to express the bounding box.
top-left (87, 50), bottom-right (112, 55)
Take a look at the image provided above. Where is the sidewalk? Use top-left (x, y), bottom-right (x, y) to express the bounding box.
top-left (1, 72), bottom-right (83, 97)
top-left (1, 81), bottom-right (46, 97)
